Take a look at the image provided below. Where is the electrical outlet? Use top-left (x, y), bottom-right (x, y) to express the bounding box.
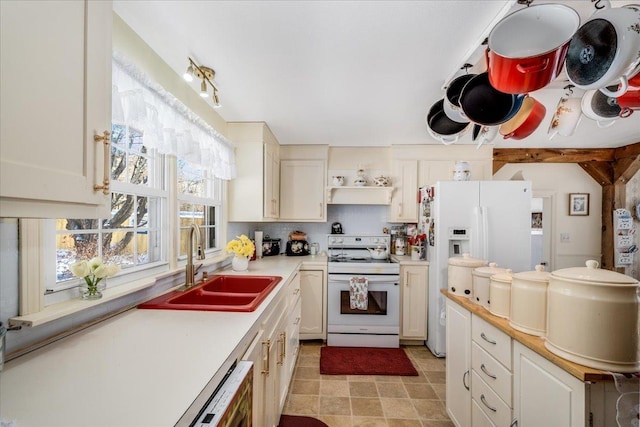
top-left (560, 233), bottom-right (570, 243)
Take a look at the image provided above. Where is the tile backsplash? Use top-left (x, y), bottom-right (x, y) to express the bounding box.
top-left (228, 204), bottom-right (393, 253)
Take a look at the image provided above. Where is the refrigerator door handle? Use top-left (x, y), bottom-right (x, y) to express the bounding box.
top-left (481, 206), bottom-right (489, 260)
top-left (472, 206), bottom-right (482, 257)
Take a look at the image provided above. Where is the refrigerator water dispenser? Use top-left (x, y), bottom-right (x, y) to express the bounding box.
top-left (448, 227), bottom-right (470, 256)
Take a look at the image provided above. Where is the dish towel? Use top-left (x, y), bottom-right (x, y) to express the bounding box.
top-left (608, 372), bottom-right (640, 427)
top-left (349, 276), bottom-right (368, 310)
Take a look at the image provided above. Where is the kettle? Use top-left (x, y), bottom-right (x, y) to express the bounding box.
top-left (331, 222), bottom-right (343, 234)
top-left (367, 245), bottom-right (389, 259)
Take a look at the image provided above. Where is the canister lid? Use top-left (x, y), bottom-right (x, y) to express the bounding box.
top-left (513, 264), bottom-right (550, 282)
top-left (491, 269), bottom-right (513, 283)
top-left (551, 260), bottom-right (638, 285)
top-left (448, 253), bottom-right (487, 267)
top-left (473, 262), bottom-right (508, 278)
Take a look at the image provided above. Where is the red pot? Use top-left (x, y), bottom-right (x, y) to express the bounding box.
top-left (617, 72), bottom-right (640, 117)
top-left (487, 4), bottom-right (580, 94)
top-left (499, 96), bottom-right (546, 140)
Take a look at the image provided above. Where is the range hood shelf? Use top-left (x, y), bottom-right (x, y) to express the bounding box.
top-left (326, 186), bottom-right (394, 205)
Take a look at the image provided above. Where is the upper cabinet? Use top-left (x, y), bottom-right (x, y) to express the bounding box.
top-left (228, 122), bottom-right (280, 221)
top-left (388, 159), bottom-right (419, 222)
top-left (279, 145), bottom-right (328, 222)
top-left (0, 0), bottom-right (112, 218)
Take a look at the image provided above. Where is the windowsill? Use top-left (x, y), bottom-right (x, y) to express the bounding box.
top-left (9, 253), bottom-right (232, 328)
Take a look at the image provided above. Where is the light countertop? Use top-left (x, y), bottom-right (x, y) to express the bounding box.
top-left (443, 290), bottom-right (612, 382)
top-left (0, 256), bottom-right (317, 427)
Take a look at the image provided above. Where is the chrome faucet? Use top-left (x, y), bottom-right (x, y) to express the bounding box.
top-left (185, 223), bottom-right (206, 289)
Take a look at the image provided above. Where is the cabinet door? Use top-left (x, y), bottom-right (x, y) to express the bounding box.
top-left (0, 0), bottom-right (111, 218)
top-left (389, 159), bottom-right (418, 222)
top-left (401, 265), bottom-right (428, 339)
top-left (263, 142), bottom-right (280, 219)
top-left (242, 330), bottom-right (268, 426)
top-left (513, 341), bottom-right (586, 427)
top-left (299, 270), bottom-right (326, 339)
top-left (446, 299), bottom-right (471, 427)
top-left (279, 160), bottom-right (326, 221)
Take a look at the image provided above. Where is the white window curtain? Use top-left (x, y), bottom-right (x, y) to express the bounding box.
top-left (112, 52), bottom-right (236, 179)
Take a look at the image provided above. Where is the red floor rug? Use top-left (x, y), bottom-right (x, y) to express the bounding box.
top-left (319, 346), bottom-right (419, 376)
top-left (279, 414), bottom-right (328, 427)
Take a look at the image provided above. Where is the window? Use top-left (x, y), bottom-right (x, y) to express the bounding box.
top-left (177, 158), bottom-right (222, 257)
top-left (50, 125), bottom-right (166, 296)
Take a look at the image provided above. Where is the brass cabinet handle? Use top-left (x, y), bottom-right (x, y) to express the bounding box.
top-left (277, 332), bottom-right (286, 365)
top-left (93, 130), bottom-right (111, 195)
top-left (480, 363), bottom-right (497, 379)
top-left (261, 339), bottom-right (270, 375)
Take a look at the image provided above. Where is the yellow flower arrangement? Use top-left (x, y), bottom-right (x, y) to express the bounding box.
top-left (225, 234), bottom-right (255, 258)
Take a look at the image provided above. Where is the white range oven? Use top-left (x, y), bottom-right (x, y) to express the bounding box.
top-left (327, 234), bottom-right (400, 348)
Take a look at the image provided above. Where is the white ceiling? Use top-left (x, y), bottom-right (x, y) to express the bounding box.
top-left (113, 0), bottom-right (640, 149)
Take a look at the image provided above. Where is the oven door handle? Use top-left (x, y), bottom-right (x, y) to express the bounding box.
top-left (328, 274), bottom-right (400, 283)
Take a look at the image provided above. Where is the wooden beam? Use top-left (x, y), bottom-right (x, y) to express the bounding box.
top-left (578, 161), bottom-right (613, 185)
top-left (493, 148), bottom-right (615, 164)
top-left (613, 155), bottom-right (640, 184)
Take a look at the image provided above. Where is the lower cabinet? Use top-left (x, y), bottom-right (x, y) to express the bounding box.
top-left (513, 341), bottom-right (585, 427)
top-left (446, 297), bottom-right (605, 427)
top-left (242, 272), bottom-right (300, 427)
top-left (299, 268), bottom-right (326, 340)
top-left (445, 299), bottom-right (471, 427)
top-left (400, 264), bottom-right (428, 340)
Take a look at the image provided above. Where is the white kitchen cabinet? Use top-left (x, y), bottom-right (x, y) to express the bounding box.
top-left (388, 159), bottom-right (418, 222)
top-left (279, 159), bottom-right (326, 221)
top-left (0, 0), bottom-right (112, 218)
top-left (446, 298), bottom-right (472, 427)
top-left (228, 122), bottom-right (280, 221)
top-left (299, 269), bottom-right (326, 340)
top-left (513, 341), bottom-right (586, 427)
top-left (400, 264), bottom-right (428, 340)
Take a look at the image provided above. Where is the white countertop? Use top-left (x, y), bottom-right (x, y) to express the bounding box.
top-left (0, 256), bottom-right (320, 427)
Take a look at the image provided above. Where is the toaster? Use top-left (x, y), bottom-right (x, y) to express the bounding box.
top-left (286, 240), bottom-right (310, 256)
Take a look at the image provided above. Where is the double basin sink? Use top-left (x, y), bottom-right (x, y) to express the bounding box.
top-left (138, 275), bottom-right (282, 312)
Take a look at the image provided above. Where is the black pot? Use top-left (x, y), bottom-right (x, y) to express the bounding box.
top-left (426, 99), bottom-right (470, 145)
top-left (459, 72), bottom-right (525, 126)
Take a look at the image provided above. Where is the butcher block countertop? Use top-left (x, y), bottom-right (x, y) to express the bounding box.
top-left (443, 289), bottom-right (612, 382)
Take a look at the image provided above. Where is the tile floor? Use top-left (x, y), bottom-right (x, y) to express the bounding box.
top-left (282, 342), bottom-right (455, 427)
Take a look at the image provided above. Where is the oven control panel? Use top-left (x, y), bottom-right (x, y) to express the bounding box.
top-left (328, 234), bottom-right (390, 248)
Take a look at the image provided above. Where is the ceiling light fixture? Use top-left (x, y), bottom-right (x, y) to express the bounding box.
top-left (184, 57), bottom-right (221, 107)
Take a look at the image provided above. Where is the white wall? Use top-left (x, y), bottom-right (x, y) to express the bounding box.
top-left (494, 163), bottom-right (602, 270)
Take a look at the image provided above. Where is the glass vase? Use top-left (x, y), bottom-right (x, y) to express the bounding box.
top-left (80, 279), bottom-right (106, 300)
top-left (232, 256), bottom-right (249, 272)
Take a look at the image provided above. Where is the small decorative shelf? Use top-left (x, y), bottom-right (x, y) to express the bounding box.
top-left (326, 186), bottom-right (394, 205)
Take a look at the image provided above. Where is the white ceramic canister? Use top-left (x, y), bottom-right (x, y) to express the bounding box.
top-left (509, 265), bottom-right (551, 336)
top-left (489, 270), bottom-right (513, 319)
top-left (545, 260), bottom-right (640, 373)
top-left (472, 262), bottom-right (509, 310)
top-left (448, 253), bottom-right (487, 297)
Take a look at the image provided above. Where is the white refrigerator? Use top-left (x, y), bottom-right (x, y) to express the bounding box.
top-left (422, 180), bottom-right (532, 357)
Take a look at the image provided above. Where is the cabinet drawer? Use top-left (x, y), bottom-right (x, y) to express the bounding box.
top-left (472, 315), bottom-right (511, 368)
top-left (472, 371), bottom-right (511, 427)
top-left (472, 342), bottom-right (512, 406)
top-left (472, 399), bottom-right (497, 427)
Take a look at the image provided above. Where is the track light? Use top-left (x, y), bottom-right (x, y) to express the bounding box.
top-left (183, 64), bottom-right (194, 82)
top-left (184, 57), bottom-right (221, 107)
top-left (212, 88), bottom-right (221, 108)
top-left (200, 80), bottom-right (208, 97)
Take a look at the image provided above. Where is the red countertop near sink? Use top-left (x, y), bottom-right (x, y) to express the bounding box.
top-left (138, 275), bottom-right (282, 312)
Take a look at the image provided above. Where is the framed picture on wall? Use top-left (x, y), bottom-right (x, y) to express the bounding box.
top-left (531, 212), bottom-right (543, 229)
top-left (569, 193), bottom-right (589, 216)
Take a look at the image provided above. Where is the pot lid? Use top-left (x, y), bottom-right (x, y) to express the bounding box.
top-left (513, 264), bottom-right (551, 282)
top-left (590, 88), bottom-right (621, 118)
top-left (551, 260), bottom-right (638, 285)
top-left (566, 19), bottom-right (617, 86)
top-left (449, 253), bottom-right (487, 267)
top-left (491, 269), bottom-right (513, 283)
top-left (473, 262), bottom-right (508, 277)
